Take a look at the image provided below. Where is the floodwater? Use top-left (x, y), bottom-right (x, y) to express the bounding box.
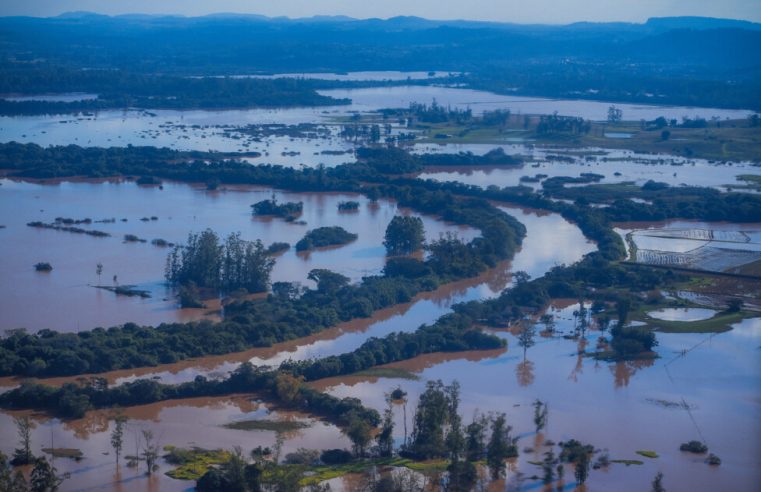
top-left (0, 85), bottom-right (754, 157)
top-left (229, 71), bottom-right (456, 81)
top-left (1, 92), bottom-right (99, 103)
top-left (320, 86), bottom-right (755, 121)
top-left (0, 178), bottom-right (477, 333)
top-left (416, 143), bottom-right (760, 192)
top-left (320, 307), bottom-right (761, 492)
top-left (0, 204), bottom-right (594, 389)
top-left (0, 395), bottom-right (348, 492)
top-left (648, 308), bottom-right (718, 322)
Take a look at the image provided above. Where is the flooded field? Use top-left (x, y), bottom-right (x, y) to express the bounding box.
top-left (616, 221), bottom-right (761, 274)
top-left (0, 85), bottom-right (754, 158)
top-left (416, 144), bottom-right (760, 192)
top-left (320, 307), bottom-right (761, 492)
top-left (0, 178), bottom-right (477, 332)
top-left (0, 77), bottom-right (759, 492)
top-left (0, 395), bottom-right (348, 492)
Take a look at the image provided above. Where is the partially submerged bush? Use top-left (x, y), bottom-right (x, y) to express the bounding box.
top-left (679, 441), bottom-right (708, 454)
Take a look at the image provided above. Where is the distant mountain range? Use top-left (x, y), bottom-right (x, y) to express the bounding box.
top-left (0, 12), bottom-right (758, 110)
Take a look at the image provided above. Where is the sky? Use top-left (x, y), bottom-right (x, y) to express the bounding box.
top-left (1, 0), bottom-right (760, 24)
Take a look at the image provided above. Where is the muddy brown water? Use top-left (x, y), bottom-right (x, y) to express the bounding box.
top-left (320, 305), bottom-right (761, 492)
top-left (0, 178), bottom-right (477, 333)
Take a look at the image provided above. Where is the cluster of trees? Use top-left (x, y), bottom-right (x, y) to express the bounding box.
top-left (251, 197), bottom-right (303, 219)
top-left (0, 70), bottom-right (349, 115)
top-left (383, 216), bottom-right (425, 255)
top-left (397, 380), bottom-right (518, 487)
top-left (416, 147), bottom-right (522, 167)
top-left (295, 226), bottom-right (358, 252)
top-left (1, 450), bottom-right (65, 492)
top-left (536, 113), bottom-right (592, 135)
top-left (165, 230), bottom-right (274, 293)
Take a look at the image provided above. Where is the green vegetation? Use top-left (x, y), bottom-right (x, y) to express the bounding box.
top-left (384, 216), bottom-right (425, 255)
top-left (164, 446), bottom-right (232, 481)
top-left (644, 310), bottom-right (751, 334)
top-left (337, 201), bottom-right (360, 211)
top-left (41, 448), bottom-right (83, 460)
top-left (34, 262), bottom-right (52, 272)
top-left (222, 419), bottom-right (310, 433)
top-left (0, 70), bottom-right (349, 115)
top-left (353, 367), bottom-right (419, 380)
top-left (166, 230), bottom-right (274, 293)
top-left (680, 441), bottom-right (708, 454)
top-left (611, 459), bottom-right (644, 466)
top-left (251, 198), bottom-right (303, 219)
top-left (636, 450), bottom-right (659, 459)
top-left (295, 226), bottom-right (358, 251)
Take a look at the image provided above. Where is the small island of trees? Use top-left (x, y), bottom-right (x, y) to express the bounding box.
top-left (165, 230), bottom-right (274, 295)
top-left (295, 226), bottom-right (358, 252)
top-left (251, 196), bottom-right (303, 220)
top-left (384, 216), bottom-right (425, 255)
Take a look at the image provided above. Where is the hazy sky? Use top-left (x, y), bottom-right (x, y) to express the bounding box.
top-left (1, 0), bottom-right (760, 23)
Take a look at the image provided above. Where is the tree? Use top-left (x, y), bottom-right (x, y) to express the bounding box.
top-left (407, 380), bottom-right (450, 459)
top-left (377, 399), bottom-right (395, 457)
top-left (517, 319), bottom-right (536, 358)
top-left (96, 263), bottom-right (103, 285)
top-left (307, 269), bottom-right (349, 294)
top-left (30, 457), bottom-right (64, 492)
top-left (12, 416), bottom-right (35, 466)
top-left (383, 216), bottom-right (425, 256)
top-left (274, 373), bottom-right (302, 405)
top-left (533, 400), bottom-right (548, 432)
top-left (607, 105), bottom-right (623, 124)
top-left (540, 314), bottom-right (556, 334)
top-left (574, 451), bottom-right (590, 485)
top-left (542, 450), bottom-right (556, 485)
top-left (345, 414), bottom-right (372, 457)
top-left (465, 414), bottom-right (488, 462)
top-left (0, 451), bottom-right (28, 492)
top-left (651, 471), bottom-right (666, 492)
top-left (140, 430), bottom-right (159, 475)
top-left (110, 416), bottom-right (126, 466)
top-left (486, 413), bottom-right (516, 480)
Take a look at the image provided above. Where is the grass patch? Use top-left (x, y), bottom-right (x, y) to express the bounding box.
top-left (353, 367), bottom-right (419, 380)
top-left (611, 459), bottom-right (644, 466)
top-left (223, 419), bottom-right (310, 433)
top-left (164, 446), bottom-right (231, 481)
top-left (645, 310), bottom-right (750, 334)
top-left (299, 458), bottom-right (448, 486)
top-left (41, 448), bottom-right (83, 460)
top-left (636, 450), bottom-right (659, 459)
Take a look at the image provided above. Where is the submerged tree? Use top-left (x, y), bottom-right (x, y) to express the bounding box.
top-left (376, 398), bottom-right (395, 458)
top-left (30, 457), bottom-right (65, 492)
top-left (517, 319), bottom-right (536, 358)
top-left (533, 400), bottom-right (548, 432)
top-left (651, 471), bottom-right (666, 492)
top-left (110, 416), bottom-right (126, 466)
top-left (486, 413), bottom-right (517, 480)
top-left (141, 430), bottom-right (159, 475)
top-left (12, 416), bottom-right (35, 466)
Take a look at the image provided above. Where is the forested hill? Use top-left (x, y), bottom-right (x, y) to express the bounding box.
top-left (1, 14), bottom-right (759, 72)
top-left (0, 14), bottom-right (759, 110)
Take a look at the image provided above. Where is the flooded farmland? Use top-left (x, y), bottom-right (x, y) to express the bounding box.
top-left (0, 70), bottom-right (759, 491)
